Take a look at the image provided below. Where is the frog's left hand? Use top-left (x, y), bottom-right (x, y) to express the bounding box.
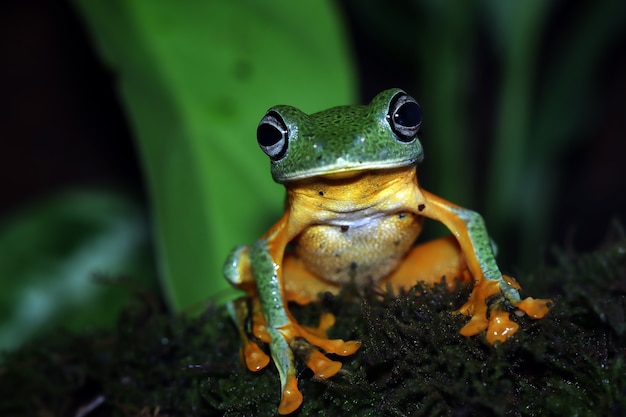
top-left (417, 190), bottom-right (551, 343)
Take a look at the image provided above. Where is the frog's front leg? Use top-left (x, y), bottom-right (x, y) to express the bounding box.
top-left (418, 190), bottom-right (551, 343)
top-left (225, 243), bottom-right (303, 414)
top-left (224, 228), bottom-right (360, 414)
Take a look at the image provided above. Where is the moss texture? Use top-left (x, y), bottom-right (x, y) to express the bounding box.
top-left (2, 231), bottom-right (625, 416)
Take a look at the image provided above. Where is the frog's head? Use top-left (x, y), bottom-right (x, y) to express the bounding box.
top-left (256, 88), bottom-right (424, 183)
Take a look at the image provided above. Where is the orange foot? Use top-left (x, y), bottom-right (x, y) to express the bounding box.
top-left (231, 297), bottom-right (360, 414)
top-left (458, 277), bottom-right (551, 344)
top-left (271, 320), bottom-right (361, 414)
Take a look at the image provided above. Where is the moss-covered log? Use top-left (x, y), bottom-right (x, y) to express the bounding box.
top-left (2, 233), bottom-right (625, 416)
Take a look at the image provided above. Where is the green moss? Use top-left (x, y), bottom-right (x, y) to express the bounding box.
top-left (1, 234), bottom-right (625, 416)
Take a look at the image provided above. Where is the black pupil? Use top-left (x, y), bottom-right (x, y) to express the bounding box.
top-left (257, 122), bottom-right (283, 147)
top-left (394, 101), bottom-right (421, 127)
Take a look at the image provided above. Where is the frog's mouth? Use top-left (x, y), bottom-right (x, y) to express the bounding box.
top-left (283, 168), bottom-right (420, 194)
top-left (318, 169), bottom-right (370, 180)
top-left (278, 157), bottom-right (419, 183)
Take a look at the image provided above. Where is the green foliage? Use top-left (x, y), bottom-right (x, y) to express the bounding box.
top-left (0, 190), bottom-right (154, 351)
top-left (2, 235), bottom-right (624, 416)
top-left (72, 0), bottom-right (355, 309)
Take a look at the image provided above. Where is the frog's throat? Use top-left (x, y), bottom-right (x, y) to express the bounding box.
top-left (284, 165), bottom-right (419, 218)
top-left (276, 158), bottom-right (418, 183)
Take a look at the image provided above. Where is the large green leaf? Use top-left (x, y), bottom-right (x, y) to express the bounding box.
top-left (72, 1), bottom-right (355, 309)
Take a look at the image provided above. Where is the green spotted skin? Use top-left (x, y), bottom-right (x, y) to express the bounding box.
top-left (451, 207), bottom-right (521, 303)
top-left (248, 240), bottom-right (294, 395)
top-left (249, 240), bottom-right (289, 323)
top-left (224, 241), bottom-right (297, 401)
top-left (266, 88), bottom-right (424, 183)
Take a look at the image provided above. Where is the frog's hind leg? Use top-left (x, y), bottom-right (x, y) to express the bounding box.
top-left (282, 253), bottom-right (342, 305)
top-left (383, 235), bottom-right (471, 292)
top-left (227, 297), bottom-right (271, 372)
top-left (282, 250), bottom-right (355, 341)
top-left (384, 234), bottom-right (551, 344)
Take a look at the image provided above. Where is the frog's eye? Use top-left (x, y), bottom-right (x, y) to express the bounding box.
top-left (257, 110), bottom-right (289, 161)
top-left (387, 93), bottom-right (422, 143)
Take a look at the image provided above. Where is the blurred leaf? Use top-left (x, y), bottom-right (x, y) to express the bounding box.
top-left (414, 0), bottom-right (478, 209)
top-left (483, 0), bottom-right (555, 231)
top-left (0, 190), bottom-right (154, 351)
top-left (485, 0), bottom-right (626, 265)
top-left (330, 0), bottom-right (625, 268)
top-left (72, 1), bottom-right (355, 309)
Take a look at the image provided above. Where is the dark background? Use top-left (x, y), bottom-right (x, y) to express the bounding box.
top-left (2, 0), bottom-right (625, 260)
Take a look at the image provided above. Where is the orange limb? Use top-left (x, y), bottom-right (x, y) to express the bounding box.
top-left (228, 297), bottom-right (271, 372)
top-left (305, 350), bottom-right (343, 378)
top-left (382, 235), bottom-right (471, 292)
top-left (516, 297), bottom-right (552, 319)
top-left (277, 374), bottom-right (303, 415)
top-left (282, 253), bottom-right (342, 304)
top-left (383, 234), bottom-right (550, 344)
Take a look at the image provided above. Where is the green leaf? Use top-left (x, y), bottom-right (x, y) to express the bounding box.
top-left (0, 190), bottom-right (153, 351)
top-left (72, 1), bottom-right (355, 309)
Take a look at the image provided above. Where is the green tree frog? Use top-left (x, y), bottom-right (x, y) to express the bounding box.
top-left (223, 88), bottom-right (551, 414)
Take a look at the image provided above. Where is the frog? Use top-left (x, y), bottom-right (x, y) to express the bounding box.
top-left (223, 88), bottom-right (551, 414)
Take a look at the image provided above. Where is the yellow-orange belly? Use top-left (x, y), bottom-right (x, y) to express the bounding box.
top-left (293, 211), bottom-right (423, 286)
